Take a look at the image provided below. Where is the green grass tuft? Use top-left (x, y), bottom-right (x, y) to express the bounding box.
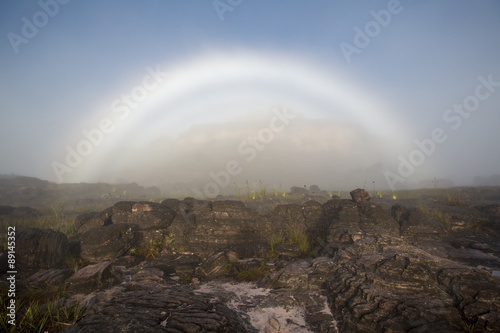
top-left (0, 285), bottom-right (87, 332)
top-left (287, 227), bottom-right (310, 255)
top-left (136, 239), bottom-right (163, 260)
top-left (267, 231), bottom-right (285, 252)
top-left (236, 261), bottom-right (270, 282)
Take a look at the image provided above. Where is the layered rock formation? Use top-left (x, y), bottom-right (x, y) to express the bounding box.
top-left (1, 193), bottom-right (500, 332)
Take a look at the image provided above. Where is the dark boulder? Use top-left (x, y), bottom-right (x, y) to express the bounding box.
top-left (160, 198), bottom-right (181, 212)
top-left (111, 201), bottom-right (135, 224)
top-left (25, 268), bottom-right (72, 288)
top-left (130, 202), bottom-right (175, 228)
top-left (180, 197), bottom-right (213, 217)
top-left (112, 201), bottom-right (175, 230)
top-left (16, 228), bottom-right (70, 269)
top-left (107, 201), bottom-right (176, 247)
top-left (79, 224), bottom-right (138, 263)
top-left (350, 188), bottom-right (370, 202)
top-left (74, 207), bottom-right (112, 234)
top-left (66, 261), bottom-right (118, 293)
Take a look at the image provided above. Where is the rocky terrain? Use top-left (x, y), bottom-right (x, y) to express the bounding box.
top-left (1, 186), bottom-right (500, 332)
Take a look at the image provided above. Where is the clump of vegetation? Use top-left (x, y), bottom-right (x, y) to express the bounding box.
top-left (463, 322), bottom-right (476, 333)
top-left (0, 285), bottom-right (87, 332)
top-left (279, 192), bottom-right (287, 204)
top-left (267, 230), bottom-right (285, 252)
top-left (222, 258), bottom-right (271, 282)
top-left (136, 239), bottom-right (163, 260)
top-left (164, 233), bottom-right (175, 248)
top-left (223, 260), bottom-right (239, 276)
top-left (179, 275), bottom-right (193, 284)
top-left (287, 227), bottom-right (310, 255)
top-left (237, 261), bottom-right (270, 282)
top-left (129, 233), bottom-right (175, 260)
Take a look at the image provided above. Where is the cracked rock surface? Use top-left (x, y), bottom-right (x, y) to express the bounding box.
top-left (63, 270), bottom-right (249, 333)
top-left (3, 195), bottom-right (500, 332)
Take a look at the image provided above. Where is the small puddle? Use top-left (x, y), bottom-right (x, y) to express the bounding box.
top-left (493, 270), bottom-right (500, 277)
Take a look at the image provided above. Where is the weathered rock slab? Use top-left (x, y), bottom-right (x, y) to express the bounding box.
top-left (16, 228), bottom-right (70, 269)
top-left (325, 236), bottom-right (500, 332)
top-left (64, 279), bottom-right (249, 332)
top-left (25, 268), bottom-right (72, 288)
top-left (66, 261), bottom-right (118, 293)
top-left (79, 224), bottom-right (137, 263)
top-left (112, 201), bottom-right (176, 230)
top-left (75, 207), bottom-right (112, 234)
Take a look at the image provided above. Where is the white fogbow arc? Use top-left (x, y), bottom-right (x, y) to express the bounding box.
top-left (67, 51), bottom-right (405, 183)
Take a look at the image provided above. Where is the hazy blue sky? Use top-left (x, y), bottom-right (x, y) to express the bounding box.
top-left (1, 0), bottom-right (499, 194)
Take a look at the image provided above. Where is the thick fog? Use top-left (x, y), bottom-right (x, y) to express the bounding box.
top-left (1, 1), bottom-right (500, 195)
